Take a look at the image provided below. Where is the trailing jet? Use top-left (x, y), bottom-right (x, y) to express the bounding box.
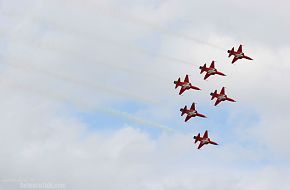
top-left (210, 87), bottom-right (236, 106)
top-left (227, 45), bottom-right (253, 64)
top-left (174, 75), bottom-right (201, 95)
top-left (180, 102), bottom-right (207, 122)
top-left (199, 61), bottom-right (226, 80)
top-left (193, 130), bottom-right (218, 149)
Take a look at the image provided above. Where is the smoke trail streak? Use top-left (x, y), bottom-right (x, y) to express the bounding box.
top-left (103, 8), bottom-right (226, 51)
top-left (101, 107), bottom-right (174, 132)
top-left (0, 78), bottom-right (175, 132)
top-left (108, 39), bottom-right (194, 66)
top-left (1, 8), bottom-right (224, 51)
top-left (56, 1), bottom-right (226, 51)
top-left (1, 11), bottom-right (195, 66)
top-left (0, 30), bottom-right (170, 81)
top-left (0, 14), bottom-right (160, 105)
top-left (0, 59), bottom-right (159, 105)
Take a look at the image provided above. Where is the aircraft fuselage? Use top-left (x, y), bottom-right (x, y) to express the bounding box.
top-left (182, 83), bottom-right (191, 89)
top-left (188, 110), bottom-right (197, 116)
top-left (217, 94), bottom-right (226, 101)
top-left (207, 68), bottom-right (217, 74)
top-left (201, 138), bottom-right (210, 144)
top-left (235, 52), bottom-right (244, 58)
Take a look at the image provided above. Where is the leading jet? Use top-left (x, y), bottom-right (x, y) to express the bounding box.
top-left (227, 45), bottom-right (253, 64)
top-left (174, 75), bottom-right (201, 95)
top-left (210, 87), bottom-right (236, 106)
top-left (199, 61), bottom-right (226, 80)
top-left (180, 102), bottom-right (207, 122)
top-left (193, 130), bottom-right (218, 149)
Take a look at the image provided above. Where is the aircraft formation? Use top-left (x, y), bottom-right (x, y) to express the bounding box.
top-left (174, 45), bottom-right (253, 149)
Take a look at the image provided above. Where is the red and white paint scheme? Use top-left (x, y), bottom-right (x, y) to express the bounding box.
top-left (227, 45), bottom-right (253, 64)
top-left (199, 61), bottom-right (226, 80)
top-left (180, 102), bottom-right (207, 122)
top-left (174, 75), bottom-right (201, 95)
top-left (210, 87), bottom-right (236, 106)
top-left (193, 130), bottom-right (218, 149)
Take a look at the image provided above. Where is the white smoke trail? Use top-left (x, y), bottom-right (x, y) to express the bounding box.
top-left (0, 30), bottom-right (170, 82)
top-left (103, 8), bottom-right (226, 51)
top-left (0, 59), bottom-right (159, 105)
top-left (0, 11), bottom-right (195, 66)
top-left (0, 77), bottom-right (175, 132)
top-left (52, 0), bottom-right (226, 51)
top-left (1, 6), bottom-right (224, 51)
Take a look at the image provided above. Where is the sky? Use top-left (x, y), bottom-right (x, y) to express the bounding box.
top-left (0, 0), bottom-right (290, 189)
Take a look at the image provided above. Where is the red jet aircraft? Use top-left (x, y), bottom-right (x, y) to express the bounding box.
top-left (193, 130), bottom-right (218, 149)
top-left (210, 87), bottom-right (236, 106)
top-left (174, 75), bottom-right (201, 95)
top-left (180, 102), bottom-right (207, 122)
top-left (199, 61), bottom-right (226, 80)
top-left (228, 45), bottom-right (253, 64)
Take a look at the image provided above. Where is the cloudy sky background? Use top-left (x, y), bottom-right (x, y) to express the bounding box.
top-left (0, 0), bottom-right (290, 189)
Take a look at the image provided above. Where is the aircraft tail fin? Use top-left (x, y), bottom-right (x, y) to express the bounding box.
top-left (193, 133), bottom-right (201, 143)
top-left (199, 64), bottom-right (207, 74)
top-left (227, 47), bottom-right (234, 57)
top-left (180, 106), bottom-right (187, 116)
top-left (210, 90), bottom-right (218, 100)
top-left (174, 78), bottom-right (181, 89)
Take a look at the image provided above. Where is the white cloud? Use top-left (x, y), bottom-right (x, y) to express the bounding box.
top-left (0, 0), bottom-right (290, 189)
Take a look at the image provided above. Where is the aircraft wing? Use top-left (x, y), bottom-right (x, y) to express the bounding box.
top-left (185, 115), bottom-right (192, 122)
top-left (197, 142), bottom-right (205, 149)
top-left (203, 130), bottom-right (208, 138)
top-left (179, 87), bottom-right (187, 95)
top-left (237, 45), bottom-right (243, 53)
top-left (232, 57), bottom-right (238, 64)
top-left (210, 61), bottom-right (215, 68)
top-left (204, 73), bottom-right (211, 80)
top-left (220, 87), bottom-right (225, 95)
top-left (184, 75), bottom-right (189, 83)
top-left (214, 99), bottom-right (222, 106)
top-left (190, 102), bottom-right (196, 110)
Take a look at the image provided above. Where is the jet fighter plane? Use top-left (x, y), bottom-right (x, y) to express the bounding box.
top-left (199, 61), bottom-right (226, 80)
top-left (193, 130), bottom-right (218, 149)
top-left (174, 75), bottom-right (201, 95)
top-left (210, 87), bottom-right (236, 106)
top-left (180, 102), bottom-right (207, 122)
top-left (227, 45), bottom-right (253, 64)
